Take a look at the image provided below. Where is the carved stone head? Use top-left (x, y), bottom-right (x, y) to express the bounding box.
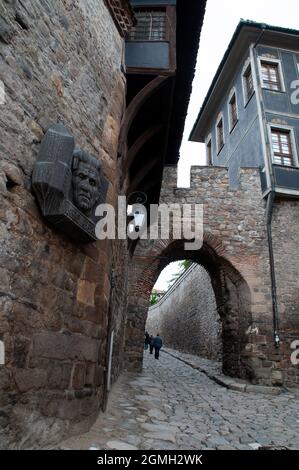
top-left (32, 125), bottom-right (108, 243)
top-left (72, 149), bottom-right (102, 215)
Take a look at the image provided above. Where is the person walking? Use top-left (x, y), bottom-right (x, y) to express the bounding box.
top-left (149, 335), bottom-right (154, 355)
top-left (144, 331), bottom-right (150, 350)
top-left (153, 333), bottom-right (163, 360)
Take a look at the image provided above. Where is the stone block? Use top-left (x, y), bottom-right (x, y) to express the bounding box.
top-left (32, 331), bottom-right (99, 363)
top-left (71, 363), bottom-right (86, 390)
top-left (13, 336), bottom-right (31, 368)
top-left (81, 259), bottom-right (104, 284)
top-left (245, 385), bottom-right (281, 396)
top-left (0, 268), bottom-right (10, 291)
top-left (80, 304), bottom-right (101, 324)
top-left (228, 382), bottom-right (247, 393)
top-left (1, 162), bottom-right (23, 187)
top-left (14, 368), bottom-right (47, 392)
top-left (77, 280), bottom-right (96, 306)
top-left (0, 369), bottom-right (11, 390)
top-left (85, 364), bottom-right (96, 386)
top-left (80, 243), bottom-right (99, 262)
top-left (51, 73), bottom-right (64, 98)
top-left (47, 362), bottom-right (72, 390)
top-left (271, 370), bottom-right (284, 386)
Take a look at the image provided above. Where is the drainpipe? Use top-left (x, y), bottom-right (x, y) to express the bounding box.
top-left (266, 192), bottom-right (280, 348)
top-left (102, 269), bottom-right (115, 411)
top-left (251, 33), bottom-right (280, 348)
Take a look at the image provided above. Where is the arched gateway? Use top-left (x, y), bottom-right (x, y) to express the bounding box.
top-left (124, 165), bottom-right (295, 386)
top-left (126, 237), bottom-right (253, 380)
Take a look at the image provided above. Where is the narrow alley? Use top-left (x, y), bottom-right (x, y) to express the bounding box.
top-left (58, 351), bottom-right (299, 451)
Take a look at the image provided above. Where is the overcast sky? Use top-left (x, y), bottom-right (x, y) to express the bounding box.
top-left (154, 0), bottom-right (299, 291)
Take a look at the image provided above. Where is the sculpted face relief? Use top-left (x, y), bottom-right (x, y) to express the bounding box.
top-left (32, 125), bottom-right (108, 243)
top-left (72, 149), bottom-right (102, 215)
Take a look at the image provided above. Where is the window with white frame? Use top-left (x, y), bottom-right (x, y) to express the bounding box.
top-left (270, 127), bottom-right (297, 166)
top-left (260, 59), bottom-right (285, 91)
top-left (216, 116), bottom-right (224, 153)
top-left (228, 91), bottom-right (238, 131)
top-left (243, 63), bottom-right (254, 103)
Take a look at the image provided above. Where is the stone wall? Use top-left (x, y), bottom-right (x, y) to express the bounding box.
top-left (126, 165), bottom-right (299, 388)
top-left (146, 263), bottom-right (222, 361)
top-left (0, 0), bottom-right (129, 449)
top-left (272, 200), bottom-right (299, 387)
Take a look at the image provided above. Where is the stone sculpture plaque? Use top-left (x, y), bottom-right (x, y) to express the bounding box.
top-left (32, 124), bottom-right (108, 243)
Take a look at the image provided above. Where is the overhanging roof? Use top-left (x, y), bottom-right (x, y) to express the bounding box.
top-left (166, 0), bottom-right (206, 163)
top-left (125, 0), bottom-right (207, 206)
top-left (190, 20), bottom-right (299, 143)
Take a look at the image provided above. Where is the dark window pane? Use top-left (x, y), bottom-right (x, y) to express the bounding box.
top-left (229, 94), bottom-right (238, 128)
top-left (244, 66), bottom-right (254, 101)
top-left (217, 119), bottom-right (224, 150)
top-left (127, 10), bottom-right (166, 41)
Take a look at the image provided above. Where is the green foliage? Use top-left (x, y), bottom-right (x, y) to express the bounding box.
top-left (150, 292), bottom-right (159, 306)
top-left (167, 260), bottom-right (192, 288)
top-left (179, 259), bottom-right (192, 270)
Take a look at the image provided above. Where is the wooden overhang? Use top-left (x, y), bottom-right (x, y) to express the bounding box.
top-left (104, 0), bottom-right (136, 37)
top-left (122, 0), bottom-right (207, 208)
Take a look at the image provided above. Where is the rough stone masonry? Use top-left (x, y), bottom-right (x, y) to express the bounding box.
top-left (126, 165), bottom-right (299, 388)
top-left (0, 0), bottom-right (298, 452)
top-left (0, 0), bottom-right (132, 449)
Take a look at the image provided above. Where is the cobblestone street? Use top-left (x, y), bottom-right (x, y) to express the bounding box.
top-left (59, 350), bottom-right (299, 450)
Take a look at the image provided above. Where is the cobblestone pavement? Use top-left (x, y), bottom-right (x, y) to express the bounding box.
top-left (59, 350), bottom-right (299, 450)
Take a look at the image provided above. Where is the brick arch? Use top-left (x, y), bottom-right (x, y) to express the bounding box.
top-left (125, 237), bottom-right (254, 381)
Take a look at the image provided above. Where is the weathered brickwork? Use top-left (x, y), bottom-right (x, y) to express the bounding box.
top-left (125, 165), bottom-right (299, 388)
top-left (0, 0), bottom-right (131, 449)
top-left (146, 263), bottom-right (222, 361)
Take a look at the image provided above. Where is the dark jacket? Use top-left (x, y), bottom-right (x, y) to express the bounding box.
top-left (153, 336), bottom-right (163, 349)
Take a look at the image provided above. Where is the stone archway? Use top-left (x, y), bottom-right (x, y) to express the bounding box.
top-left (123, 165), bottom-right (297, 387)
top-left (146, 261), bottom-right (222, 362)
top-left (125, 236), bottom-right (255, 382)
